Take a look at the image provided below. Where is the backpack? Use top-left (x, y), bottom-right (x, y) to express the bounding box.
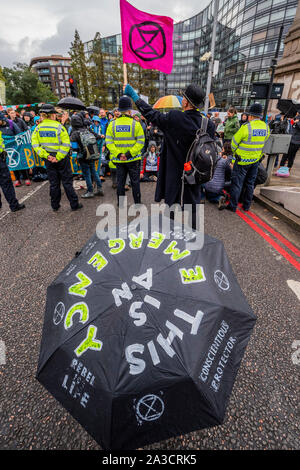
top-left (79, 129), bottom-right (100, 160)
top-left (255, 162), bottom-right (268, 185)
top-left (182, 117), bottom-right (219, 186)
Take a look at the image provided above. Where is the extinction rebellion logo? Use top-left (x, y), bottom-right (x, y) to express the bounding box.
top-left (134, 393), bottom-right (165, 425)
top-left (129, 21), bottom-right (167, 61)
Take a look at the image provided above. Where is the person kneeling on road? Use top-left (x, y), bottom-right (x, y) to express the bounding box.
top-left (31, 104), bottom-right (82, 212)
top-left (140, 141), bottom-right (160, 182)
top-left (70, 114), bottom-right (104, 199)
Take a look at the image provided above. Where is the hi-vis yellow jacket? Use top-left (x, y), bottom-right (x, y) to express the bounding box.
top-left (106, 115), bottom-right (145, 164)
top-left (0, 131), bottom-right (4, 152)
top-left (31, 119), bottom-right (71, 161)
top-left (231, 119), bottom-right (270, 165)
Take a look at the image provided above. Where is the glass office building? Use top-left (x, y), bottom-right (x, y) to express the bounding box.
top-left (84, 0), bottom-right (298, 109)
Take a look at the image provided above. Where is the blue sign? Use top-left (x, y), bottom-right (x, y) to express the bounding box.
top-left (3, 130), bottom-right (84, 175)
top-left (3, 130), bottom-right (40, 171)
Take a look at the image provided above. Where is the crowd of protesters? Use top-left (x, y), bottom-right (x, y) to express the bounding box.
top-left (0, 86), bottom-right (299, 216)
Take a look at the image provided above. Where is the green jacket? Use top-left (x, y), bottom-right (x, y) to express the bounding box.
top-left (224, 115), bottom-right (240, 140)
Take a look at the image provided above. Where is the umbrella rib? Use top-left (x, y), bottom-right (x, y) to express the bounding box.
top-left (133, 291), bottom-right (221, 417)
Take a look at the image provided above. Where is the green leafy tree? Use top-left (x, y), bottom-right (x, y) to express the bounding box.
top-left (0, 66), bottom-right (5, 82)
top-left (3, 63), bottom-right (57, 105)
top-left (69, 29), bottom-right (91, 105)
top-left (89, 32), bottom-right (109, 108)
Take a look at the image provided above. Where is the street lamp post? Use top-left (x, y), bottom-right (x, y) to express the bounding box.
top-left (263, 25), bottom-right (284, 121)
top-left (204, 0), bottom-right (219, 114)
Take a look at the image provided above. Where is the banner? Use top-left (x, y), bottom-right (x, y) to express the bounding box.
top-left (0, 102), bottom-right (55, 111)
top-left (3, 130), bottom-right (82, 174)
top-left (3, 130), bottom-right (38, 171)
top-left (120, 0), bottom-right (174, 74)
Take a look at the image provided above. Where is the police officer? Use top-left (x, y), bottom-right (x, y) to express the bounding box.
top-left (0, 129), bottom-right (25, 212)
top-left (106, 96), bottom-right (145, 205)
top-left (226, 103), bottom-right (270, 212)
top-left (31, 104), bottom-right (82, 212)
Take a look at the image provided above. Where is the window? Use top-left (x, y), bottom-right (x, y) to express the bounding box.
top-left (254, 14), bottom-right (270, 28)
top-left (240, 33), bottom-right (252, 47)
top-left (272, 0), bottom-right (286, 5)
top-left (252, 30), bottom-right (267, 42)
top-left (247, 59), bottom-right (262, 70)
top-left (264, 41), bottom-right (276, 54)
top-left (250, 44), bottom-right (264, 56)
top-left (257, 0), bottom-right (272, 12)
top-left (270, 9), bottom-right (285, 23)
top-left (286, 7), bottom-right (297, 19)
top-left (244, 5), bottom-right (256, 21)
top-left (242, 19), bottom-right (254, 34)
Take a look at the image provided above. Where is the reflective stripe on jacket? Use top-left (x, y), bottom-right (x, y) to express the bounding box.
top-left (0, 131), bottom-right (4, 152)
top-left (31, 119), bottom-right (71, 161)
top-left (105, 115), bottom-right (145, 164)
top-left (231, 119), bottom-right (270, 165)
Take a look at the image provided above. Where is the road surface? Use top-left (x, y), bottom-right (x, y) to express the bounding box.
top-left (0, 178), bottom-right (299, 450)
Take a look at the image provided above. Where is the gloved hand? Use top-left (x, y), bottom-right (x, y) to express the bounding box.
top-left (124, 84), bottom-right (140, 103)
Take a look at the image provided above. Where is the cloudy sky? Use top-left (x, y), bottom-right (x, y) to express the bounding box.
top-left (0, 0), bottom-right (211, 67)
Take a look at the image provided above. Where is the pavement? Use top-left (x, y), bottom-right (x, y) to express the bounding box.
top-left (268, 149), bottom-right (300, 187)
top-left (254, 151), bottom-right (300, 228)
top-left (0, 176), bottom-right (299, 450)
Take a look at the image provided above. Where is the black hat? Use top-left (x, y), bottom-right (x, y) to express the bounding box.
top-left (118, 96), bottom-right (132, 113)
top-left (182, 85), bottom-right (205, 108)
top-left (70, 114), bottom-right (84, 129)
top-left (248, 102), bottom-right (263, 118)
top-left (40, 104), bottom-right (56, 114)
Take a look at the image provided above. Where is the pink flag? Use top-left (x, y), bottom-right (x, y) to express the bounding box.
top-left (120, 0), bottom-right (174, 74)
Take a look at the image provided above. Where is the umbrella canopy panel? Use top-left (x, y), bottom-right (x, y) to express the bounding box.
top-left (37, 219), bottom-right (256, 450)
top-left (57, 97), bottom-right (86, 111)
top-left (153, 95), bottom-right (183, 109)
top-left (277, 99), bottom-right (300, 118)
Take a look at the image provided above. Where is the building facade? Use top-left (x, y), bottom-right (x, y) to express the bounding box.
top-left (273, 1), bottom-right (300, 103)
top-left (29, 55), bottom-right (72, 99)
top-left (84, 0), bottom-right (298, 110)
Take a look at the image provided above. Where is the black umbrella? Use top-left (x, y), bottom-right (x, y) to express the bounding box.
top-left (36, 218), bottom-right (256, 450)
top-left (87, 106), bottom-right (100, 115)
top-left (57, 97), bottom-right (86, 111)
top-left (277, 99), bottom-right (300, 118)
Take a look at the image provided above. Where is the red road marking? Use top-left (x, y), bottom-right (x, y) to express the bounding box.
top-left (236, 209), bottom-right (300, 272)
top-left (244, 209), bottom-right (300, 258)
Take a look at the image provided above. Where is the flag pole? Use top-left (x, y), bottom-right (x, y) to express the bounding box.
top-left (123, 63), bottom-right (128, 90)
top-left (204, 0), bottom-right (219, 114)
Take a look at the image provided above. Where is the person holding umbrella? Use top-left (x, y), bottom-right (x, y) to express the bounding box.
top-left (31, 104), bottom-right (83, 212)
top-left (124, 84), bottom-right (215, 227)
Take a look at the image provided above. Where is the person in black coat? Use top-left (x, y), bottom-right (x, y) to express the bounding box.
top-left (280, 113), bottom-right (300, 170)
top-left (124, 84), bottom-right (215, 227)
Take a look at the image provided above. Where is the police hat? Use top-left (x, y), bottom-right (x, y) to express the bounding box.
top-left (182, 85), bottom-right (205, 108)
top-left (39, 104), bottom-right (56, 114)
top-left (247, 102), bottom-right (263, 118)
top-left (118, 96), bottom-right (132, 113)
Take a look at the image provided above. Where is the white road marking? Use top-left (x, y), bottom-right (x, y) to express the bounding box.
top-left (287, 280), bottom-right (300, 302)
top-left (0, 181), bottom-right (48, 221)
